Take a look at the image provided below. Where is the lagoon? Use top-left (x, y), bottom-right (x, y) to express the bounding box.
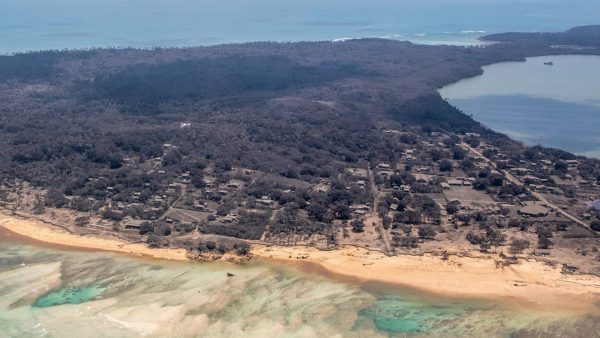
top-left (439, 55), bottom-right (600, 158)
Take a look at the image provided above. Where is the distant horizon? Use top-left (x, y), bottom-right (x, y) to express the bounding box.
top-left (2, 0), bottom-right (600, 54)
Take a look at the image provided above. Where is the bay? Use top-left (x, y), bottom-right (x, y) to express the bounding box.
top-left (439, 55), bottom-right (600, 158)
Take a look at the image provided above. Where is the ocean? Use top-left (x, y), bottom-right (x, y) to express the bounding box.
top-left (1, 0), bottom-right (600, 53)
top-left (1, 238), bottom-right (599, 337)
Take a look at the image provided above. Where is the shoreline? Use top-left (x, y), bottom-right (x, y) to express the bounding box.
top-left (1, 213), bottom-right (599, 311)
top-left (0, 213), bottom-right (189, 261)
top-left (252, 245), bottom-right (600, 312)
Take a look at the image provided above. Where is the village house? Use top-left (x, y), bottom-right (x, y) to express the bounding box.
top-left (379, 170), bottom-right (395, 177)
top-left (179, 172), bottom-right (191, 183)
top-left (124, 219), bottom-right (144, 231)
top-left (510, 167), bottom-right (532, 176)
top-left (223, 214), bottom-right (239, 223)
top-left (226, 181), bottom-right (242, 189)
top-left (565, 159), bottom-right (579, 168)
top-left (532, 249), bottom-right (551, 256)
top-left (447, 179), bottom-right (463, 186)
top-left (350, 204), bottom-right (371, 216)
top-left (518, 204), bottom-right (549, 218)
top-left (258, 196), bottom-right (274, 206)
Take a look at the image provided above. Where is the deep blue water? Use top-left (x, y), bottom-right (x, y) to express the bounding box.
top-left (2, 0), bottom-right (600, 53)
top-left (440, 55), bottom-right (600, 158)
top-left (452, 95), bottom-right (600, 156)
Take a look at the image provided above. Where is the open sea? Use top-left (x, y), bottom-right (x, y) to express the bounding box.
top-left (1, 0), bottom-right (600, 53)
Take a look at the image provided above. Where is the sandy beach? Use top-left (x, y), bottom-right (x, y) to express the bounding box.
top-left (1, 213), bottom-right (599, 311)
top-left (253, 245), bottom-right (600, 311)
top-left (0, 213), bottom-right (188, 261)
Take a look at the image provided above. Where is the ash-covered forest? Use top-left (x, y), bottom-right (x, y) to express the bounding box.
top-left (1, 26), bottom-right (599, 260)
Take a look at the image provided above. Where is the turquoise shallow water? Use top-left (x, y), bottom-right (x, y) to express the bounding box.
top-left (34, 284), bottom-right (105, 308)
top-left (1, 0), bottom-right (600, 53)
top-left (357, 294), bottom-right (470, 333)
top-left (1, 237), bottom-right (599, 337)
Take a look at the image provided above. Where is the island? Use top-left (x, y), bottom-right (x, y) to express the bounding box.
top-left (1, 25), bottom-right (600, 308)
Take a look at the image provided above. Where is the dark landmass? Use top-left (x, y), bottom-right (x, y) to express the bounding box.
top-left (1, 26), bottom-right (599, 271)
top-left (483, 25), bottom-right (600, 48)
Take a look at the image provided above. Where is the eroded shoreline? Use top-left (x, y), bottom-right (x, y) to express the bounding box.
top-left (1, 213), bottom-right (599, 312)
top-left (0, 213), bottom-right (189, 261)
